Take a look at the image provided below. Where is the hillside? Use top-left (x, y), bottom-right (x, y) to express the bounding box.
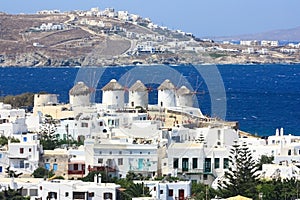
top-left (0, 9), bottom-right (300, 66)
top-left (0, 11), bottom-right (201, 66)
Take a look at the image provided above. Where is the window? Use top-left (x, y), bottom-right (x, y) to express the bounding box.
top-left (21, 189), bottom-right (27, 196)
top-left (204, 158), bottom-right (211, 173)
top-left (0, 166), bottom-right (2, 172)
top-left (65, 192), bottom-right (69, 197)
top-left (53, 163), bottom-right (58, 171)
top-left (104, 193), bottom-right (113, 199)
top-left (192, 158), bottom-right (198, 169)
top-left (288, 149), bottom-right (292, 156)
top-left (73, 192), bottom-right (85, 199)
top-left (30, 189), bottom-right (38, 196)
top-left (223, 158), bottom-right (229, 169)
top-left (45, 163), bottom-right (50, 170)
top-left (217, 130), bottom-right (221, 140)
top-left (89, 192), bottom-right (94, 197)
top-left (160, 190), bottom-right (163, 194)
top-left (119, 151), bottom-right (122, 155)
top-left (173, 158), bottom-right (179, 168)
top-left (168, 189), bottom-right (173, 196)
top-left (109, 151), bottom-right (112, 155)
top-left (98, 158), bottom-right (103, 164)
top-left (74, 164), bottom-right (78, 170)
top-left (81, 122), bottom-right (88, 127)
top-left (214, 158), bottom-right (220, 169)
top-left (20, 148), bottom-right (24, 154)
top-left (99, 121), bottom-right (103, 126)
top-left (0, 154), bottom-right (2, 158)
top-left (25, 163), bottom-right (29, 168)
top-left (48, 192), bottom-right (57, 199)
top-left (29, 148), bottom-right (32, 152)
top-left (154, 186), bottom-right (156, 191)
top-left (118, 158), bottom-right (123, 165)
top-left (203, 174), bottom-right (208, 180)
top-left (182, 158), bottom-right (189, 171)
top-left (23, 137), bottom-right (27, 142)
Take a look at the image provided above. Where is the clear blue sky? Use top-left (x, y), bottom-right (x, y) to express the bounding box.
top-left (2, 0), bottom-right (299, 38)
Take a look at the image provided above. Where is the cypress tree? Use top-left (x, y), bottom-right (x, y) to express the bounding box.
top-left (218, 141), bottom-right (259, 199)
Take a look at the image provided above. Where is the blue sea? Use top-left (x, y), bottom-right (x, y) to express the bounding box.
top-left (0, 64), bottom-right (299, 136)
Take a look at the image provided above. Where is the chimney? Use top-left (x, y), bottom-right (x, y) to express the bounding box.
top-left (94, 174), bottom-right (102, 184)
top-left (280, 127), bottom-right (284, 136)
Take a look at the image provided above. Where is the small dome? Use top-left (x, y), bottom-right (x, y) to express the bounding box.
top-left (158, 79), bottom-right (176, 90)
top-left (102, 79), bottom-right (124, 91)
top-left (69, 82), bottom-right (91, 96)
top-left (129, 80), bottom-right (148, 92)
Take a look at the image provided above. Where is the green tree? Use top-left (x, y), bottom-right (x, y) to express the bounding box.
top-left (0, 135), bottom-right (8, 146)
top-left (39, 115), bottom-right (59, 150)
top-left (192, 182), bottom-right (218, 200)
top-left (32, 167), bottom-right (54, 178)
top-left (218, 142), bottom-right (259, 199)
top-left (256, 155), bottom-right (274, 170)
top-left (0, 136), bottom-right (20, 146)
top-left (2, 92), bottom-right (34, 108)
top-left (0, 187), bottom-right (30, 200)
top-left (122, 182), bottom-right (150, 200)
top-left (81, 170), bottom-right (109, 183)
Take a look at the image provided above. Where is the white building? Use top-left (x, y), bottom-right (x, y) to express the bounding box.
top-left (84, 138), bottom-right (158, 179)
top-left (158, 80), bottom-right (176, 108)
top-left (54, 112), bottom-right (112, 141)
top-left (129, 80), bottom-right (148, 109)
top-left (7, 136), bottom-right (42, 175)
top-left (240, 40), bottom-right (259, 46)
top-left (38, 177), bottom-right (120, 200)
top-left (242, 128), bottom-right (300, 165)
top-left (0, 102), bottom-right (27, 137)
top-left (102, 79), bottom-right (125, 109)
top-left (261, 40), bottom-right (279, 47)
top-left (0, 177), bottom-right (43, 200)
top-left (69, 82), bottom-right (91, 108)
top-left (260, 163), bottom-right (300, 180)
top-left (166, 126), bottom-right (239, 184)
top-left (0, 146), bottom-right (8, 177)
top-left (134, 180), bottom-right (191, 200)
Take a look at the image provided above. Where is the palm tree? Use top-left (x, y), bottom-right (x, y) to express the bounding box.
top-left (122, 182), bottom-right (150, 200)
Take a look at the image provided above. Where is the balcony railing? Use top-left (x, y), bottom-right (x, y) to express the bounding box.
top-left (68, 170), bottom-right (85, 175)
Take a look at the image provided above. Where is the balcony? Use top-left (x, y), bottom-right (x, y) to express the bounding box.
top-left (68, 170), bottom-right (85, 175)
top-left (176, 168), bottom-right (202, 174)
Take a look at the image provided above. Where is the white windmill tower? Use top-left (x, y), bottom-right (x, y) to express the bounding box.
top-left (176, 85), bottom-right (194, 107)
top-left (157, 79), bottom-right (176, 108)
top-left (128, 80), bottom-right (148, 109)
top-left (69, 82), bottom-right (91, 107)
top-left (101, 79), bottom-right (124, 109)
